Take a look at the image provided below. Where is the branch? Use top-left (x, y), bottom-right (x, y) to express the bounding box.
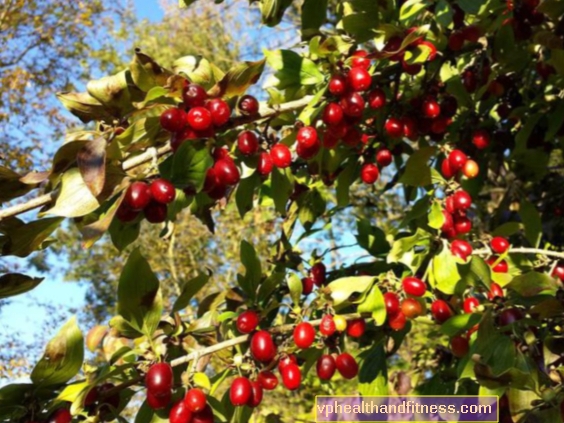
top-left (0, 96), bottom-right (314, 221)
top-left (473, 247), bottom-right (564, 260)
top-left (101, 312), bottom-right (361, 399)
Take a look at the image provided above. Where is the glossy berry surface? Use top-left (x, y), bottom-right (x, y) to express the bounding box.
top-left (278, 354), bottom-right (298, 372)
top-left (170, 400), bottom-right (192, 423)
top-left (401, 298), bottom-right (424, 319)
top-left (402, 276), bottom-right (426, 297)
top-left (48, 409), bottom-right (72, 423)
top-left (431, 300), bottom-right (453, 323)
top-left (448, 149), bottom-right (468, 172)
top-left (236, 310), bottom-right (259, 334)
top-left (453, 190), bottom-right (472, 210)
top-left (281, 363), bottom-right (301, 390)
top-left (351, 50), bottom-right (371, 69)
top-left (146, 362), bottom-right (173, 398)
top-left (463, 160), bottom-right (479, 178)
top-left (191, 405), bottom-right (214, 423)
top-left (451, 336), bottom-right (469, 358)
top-left (336, 353), bottom-right (358, 379)
top-left (451, 239), bottom-right (473, 261)
top-left (340, 92), bottom-right (365, 117)
top-left (319, 314), bottom-right (336, 336)
top-left (183, 83), bottom-right (208, 108)
top-left (316, 354), bottom-right (337, 380)
top-left (422, 98), bottom-right (441, 118)
top-left (257, 371), bottom-right (278, 390)
top-left (250, 330), bottom-right (277, 362)
top-left (124, 181), bottom-right (152, 211)
top-left (488, 282), bottom-right (504, 300)
top-left (384, 292), bottom-right (400, 317)
top-left (322, 103), bottom-right (344, 126)
top-left (296, 126), bottom-right (318, 149)
top-left (347, 67), bottom-right (372, 92)
top-left (472, 129), bottom-right (490, 149)
top-left (160, 108), bottom-right (186, 132)
top-left (293, 322), bottom-right (316, 349)
top-left (238, 95), bottom-right (259, 115)
top-left (361, 163), bottom-right (379, 184)
top-left (215, 159), bottom-right (240, 186)
top-left (487, 257), bottom-right (508, 273)
top-left (385, 117), bottom-right (403, 138)
top-left (230, 377), bottom-right (252, 406)
top-left (144, 201), bottom-right (168, 224)
top-left (270, 144), bottom-right (292, 168)
top-left (376, 149), bottom-right (393, 167)
top-left (301, 277), bottom-right (314, 295)
top-left (333, 315), bottom-right (347, 332)
top-left (187, 107), bottom-right (213, 131)
top-left (150, 179), bottom-right (176, 205)
top-left (463, 297), bottom-right (480, 313)
top-left (185, 388), bottom-right (207, 412)
top-left (237, 131), bottom-right (259, 156)
top-left (247, 380), bottom-right (263, 408)
top-left (388, 311), bottom-right (407, 331)
top-left (206, 98), bottom-right (231, 126)
top-left (147, 390), bottom-right (171, 410)
top-left (368, 88), bottom-right (386, 109)
top-left (310, 262), bottom-right (326, 286)
top-left (257, 151), bottom-right (274, 176)
top-left (346, 318), bottom-right (366, 338)
top-left (491, 237), bottom-right (510, 254)
top-left (328, 75), bottom-right (347, 96)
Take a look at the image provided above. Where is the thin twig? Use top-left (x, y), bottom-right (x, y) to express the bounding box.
top-left (473, 248), bottom-right (564, 260)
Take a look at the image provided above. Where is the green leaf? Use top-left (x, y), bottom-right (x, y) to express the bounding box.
top-left (0, 216), bottom-right (64, 258)
top-left (328, 276), bottom-right (374, 306)
top-left (435, 0), bottom-right (453, 27)
top-left (298, 188), bottom-right (326, 230)
top-left (109, 219), bottom-right (140, 252)
top-left (507, 272), bottom-right (560, 297)
top-left (237, 240), bottom-right (262, 300)
top-left (457, 0), bottom-right (485, 14)
top-left (358, 343), bottom-right (388, 395)
top-left (117, 248), bottom-right (162, 338)
top-left (264, 50), bottom-right (324, 89)
top-left (43, 168), bottom-right (100, 218)
top-left (209, 59), bottom-right (266, 98)
top-left (130, 50), bottom-right (171, 92)
top-left (77, 137), bottom-right (107, 197)
top-left (271, 167), bottom-right (293, 215)
top-left (357, 285), bottom-right (386, 325)
top-left (86, 69), bottom-right (134, 116)
top-left (56, 91), bottom-right (114, 123)
top-left (31, 317), bottom-right (84, 387)
top-left (403, 43), bottom-right (432, 64)
top-left (193, 372), bottom-right (211, 390)
top-left (428, 200), bottom-right (445, 230)
top-left (440, 313), bottom-right (482, 337)
top-left (166, 142), bottom-right (213, 192)
top-left (388, 228), bottom-right (432, 264)
top-left (400, 0), bottom-right (427, 22)
top-left (258, 270), bottom-right (286, 303)
top-left (172, 272), bottom-right (211, 312)
top-left (288, 273), bottom-right (303, 305)
top-left (493, 222), bottom-right (523, 237)
top-left (135, 400), bottom-right (170, 423)
top-left (0, 273), bottom-right (43, 299)
top-left (356, 218), bottom-right (390, 256)
top-left (235, 174), bottom-right (259, 218)
top-left (458, 257), bottom-right (491, 291)
top-left (399, 146), bottom-right (436, 187)
top-left (0, 384), bottom-right (33, 417)
top-left (519, 199), bottom-right (542, 247)
top-left (0, 166), bottom-right (38, 203)
top-left (301, 0), bottom-right (327, 40)
top-left (430, 247), bottom-right (462, 295)
top-left (340, 12), bottom-right (379, 43)
top-left (109, 117), bottom-right (163, 159)
top-left (336, 159), bottom-right (358, 207)
top-left (259, 0), bottom-right (293, 27)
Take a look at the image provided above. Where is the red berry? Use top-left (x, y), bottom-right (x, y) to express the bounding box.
top-left (191, 405), bottom-right (214, 423)
top-left (342, 127), bottom-right (362, 147)
top-left (451, 336), bottom-right (469, 358)
top-left (246, 380), bottom-right (263, 408)
top-left (146, 362), bottom-right (173, 398)
top-left (448, 31), bottom-right (465, 51)
top-left (488, 282), bottom-right (504, 300)
top-left (401, 298), bottom-right (424, 319)
top-left (453, 213), bottom-right (472, 234)
top-left (214, 159), bottom-right (240, 186)
top-left (402, 276), bottom-right (427, 297)
top-left (328, 75), bottom-right (347, 96)
top-left (451, 240), bottom-right (473, 261)
top-left (183, 83), bottom-right (208, 108)
top-left (144, 201), bottom-right (167, 224)
top-left (385, 117), bottom-right (403, 138)
top-left (402, 116), bottom-right (418, 140)
top-left (445, 196), bottom-right (456, 214)
top-left (384, 292), bottom-right (400, 317)
top-left (293, 322), bottom-right (316, 349)
top-left (388, 311), bottom-right (407, 331)
top-left (319, 315), bottom-right (336, 336)
top-left (552, 265), bottom-right (564, 281)
top-left (316, 354), bottom-right (337, 380)
top-left (184, 388), bottom-right (207, 412)
top-left (376, 149), bottom-right (393, 167)
top-left (257, 151), bottom-right (273, 176)
top-left (310, 262), bottom-right (326, 286)
top-left (351, 50), bottom-right (371, 69)
top-left (150, 179), bottom-right (176, 205)
top-left (278, 354), bottom-right (298, 372)
top-left (441, 210), bottom-right (454, 233)
top-left (187, 107), bottom-right (213, 131)
top-left (384, 36), bottom-right (404, 61)
top-left (170, 399), bottom-right (192, 423)
top-left (401, 58), bottom-right (422, 75)
top-left (296, 126), bottom-right (318, 149)
top-left (238, 95), bottom-right (259, 115)
top-left (212, 147), bottom-right (230, 162)
top-left (257, 371), bottom-right (278, 390)
top-left (463, 297), bottom-right (480, 313)
top-left (491, 237), bottom-right (510, 254)
top-left (124, 181), bottom-right (152, 211)
top-left (116, 202), bottom-right (139, 223)
top-left (270, 144), bottom-right (292, 168)
top-left (498, 308), bottom-right (523, 326)
top-left (160, 108), bottom-right (187, 132)
top-left (418, 41), bottom-right (437, 60)
top-left (302, 277), bottom-right (314, 295)
top-left (347, 67), bottom-right (371, 92)
top-left (346, 318), bottom-right (366, 338)
top-left (296, 138), bottom-right (320, 160)
top-left (281, 363), bottom-right (301, 390)
top-left (462, 25), bottom-right (481, 42)
top-left (422, 98), bottom-right (441, 118)
top-left (48, 409), bottom-right (72, 423)
top-left (237, 131), bottom-right (259, 156)
top-left (368, 88), bottom-right (386, 109)
top-left (431, 300), bottom-right (453, 323)
top-left (441, 159), bottom-right (455, 179)
top-left (322, 103), bottom-right (344, 126)
top-left (472, 129), bottom-right (490, 149)
top-left (340, 92), bottom-right (365, 117)
top-left (250, 330), bottom-right (277, 363)
top-left (448, 149), bottom-right (468, 172)
top-left (361, 163), bottom-right (379, 184)
top-left (487, 257), bottom-right (508, 273)
top-left (335, 353), bottom-right (358, 379)
top-left (230, 377), bottom-right (252, 406)
top-left (453, 190), bottom-right (472, 211)
top-left (147, 390), bottom-right (171, 410)
top-left (206, 98), bottom-right (230, 127)
top-left (236, 310), bottom-right (259, 334)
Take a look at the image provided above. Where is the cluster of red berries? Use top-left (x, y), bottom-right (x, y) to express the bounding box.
top-left (117, 178), bottom-right (176, 224)
top-left (301, 262), bottom-right (326, 295)
top-left (202, 147), bottom-right (241, 199)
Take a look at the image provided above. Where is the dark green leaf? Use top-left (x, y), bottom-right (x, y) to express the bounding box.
top-left (0, 273), bottom-right (43, 299)
top-left (271, 167), bottom-right (293, 215)
top-left (288, 273), bottom-right (303, 305)
top-left (167, 142), bottom-right (213, 191)
top-left (298, 188), bottom-right (326, 230)
top-left (507, 271), bottom-right (560, 297)
top-left (1, 217), bottom-right (63, 258)
top-left (259, 0), bottom-right (293, 27)
top-left (237, 240), bottom-right (262, 300)
top-left (209, 59), bottom-right (266, 98)
top-left (358, 343), bottom-right (388, 395)
top-left (265, 50), bottom-right (324, 89)
top-left (356, 218), bottom-right (390, 256)
top-left (172, 272), bottom-right (211, 312)
top-left (357, 285), bottom-right (386, 325)
top-left (430, 247), bottom-right (462, 295)
top-left (301, 0), bottom-right (327, 40)
top-left (0, 167), bottom-right (38, 203)
top-left (31, 317), bottom-right (84, 387)
top-left (336, 159), bottom-right (358, 207)
top-left (519, 199), bottom-right (541, 247)
top-left (440, 313), bottom-right (482, 337)
top-left (458, 256), bottom-right (491, 291)
top-left (457, 0), bottom-right (485, 14)
top-left (236, 174), bottom-right (260, 218)
top-left (399, 146), bottom-right (436, 187)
